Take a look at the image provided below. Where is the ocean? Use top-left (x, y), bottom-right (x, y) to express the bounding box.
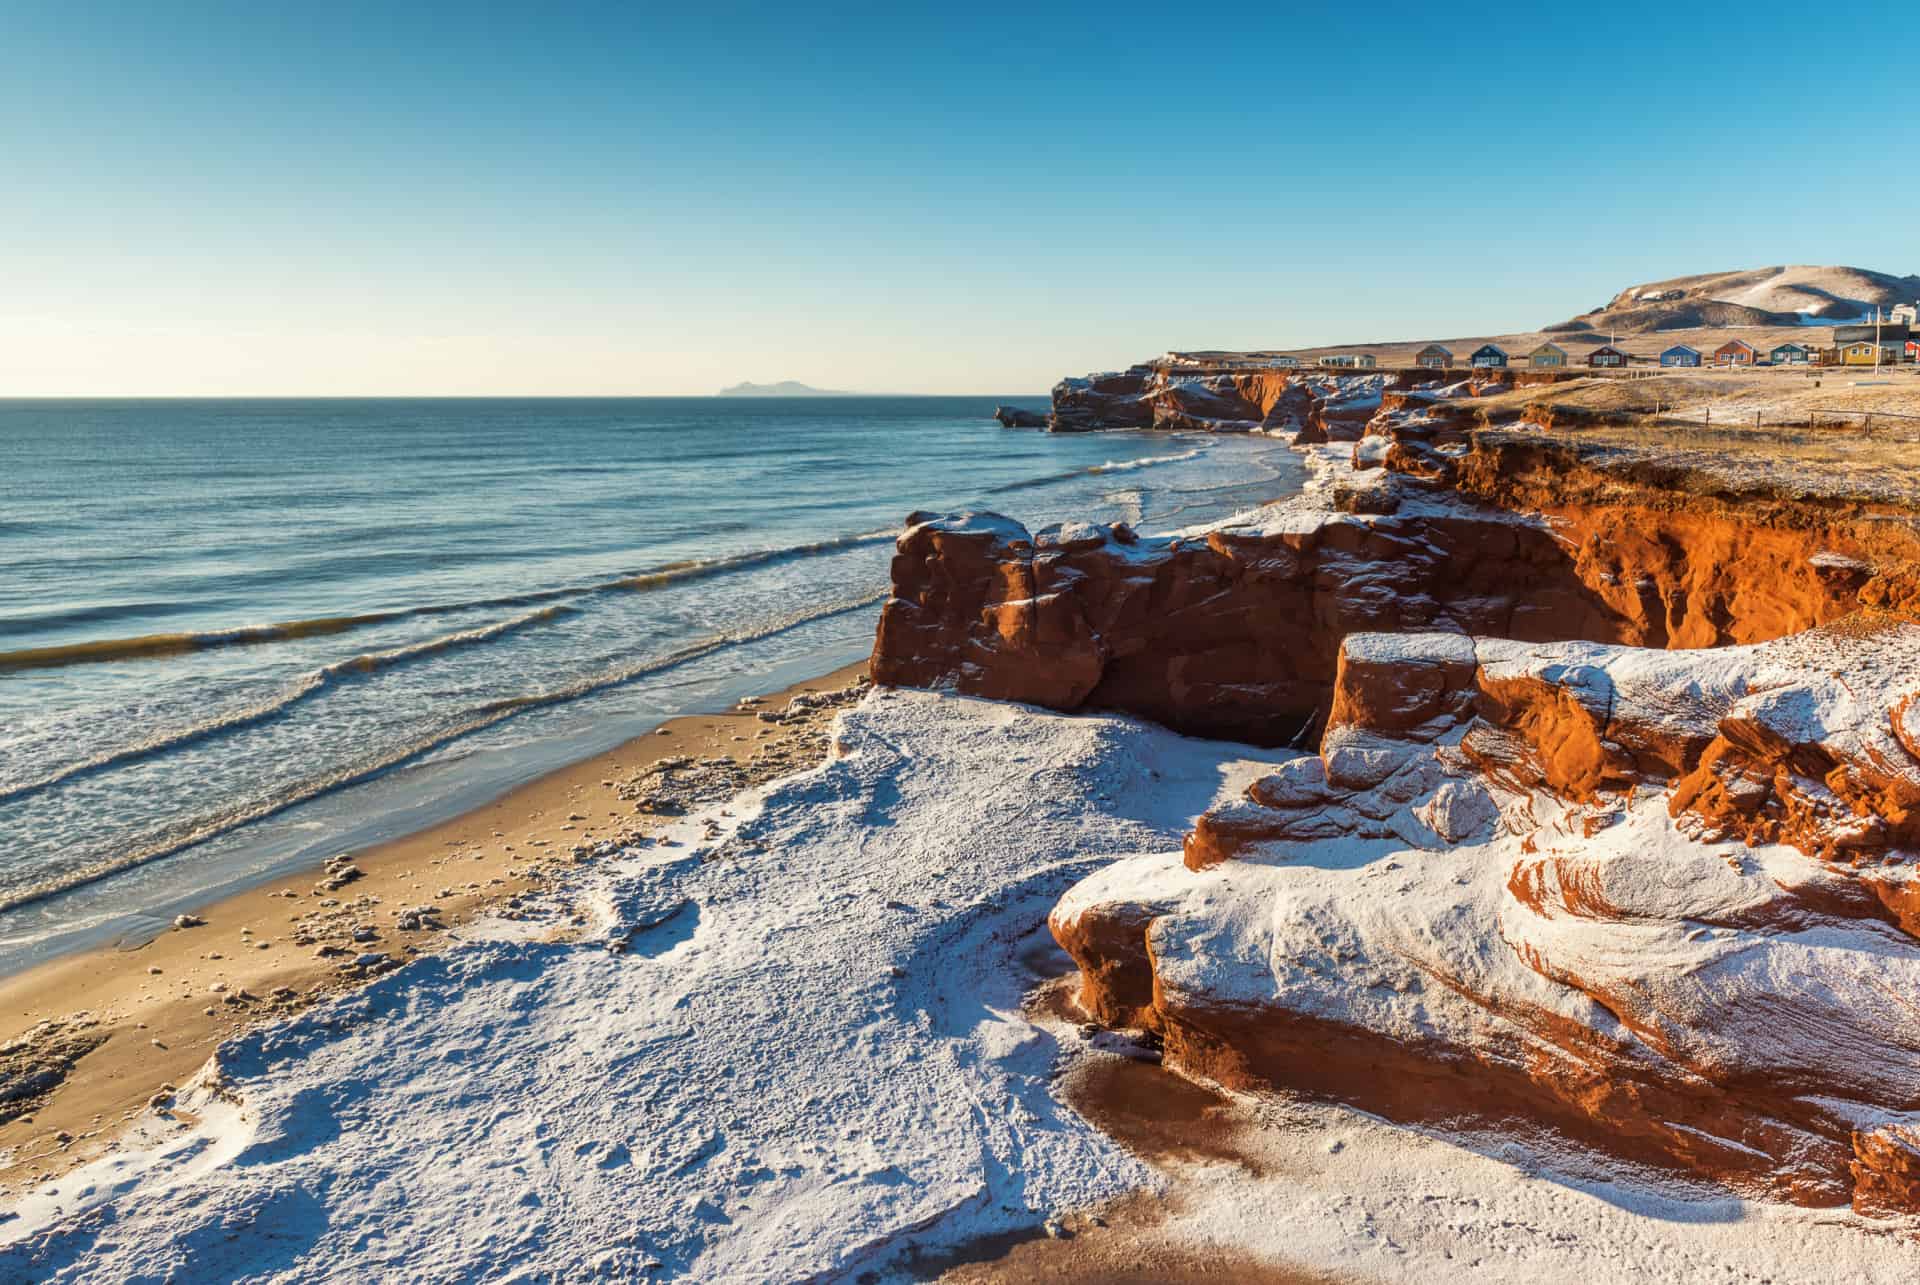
top-left (0, 397), bottom-right (1300, 972)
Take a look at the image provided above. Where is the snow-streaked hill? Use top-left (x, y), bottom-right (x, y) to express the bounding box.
top-left (1553, 265), bottom-right (1920, 334)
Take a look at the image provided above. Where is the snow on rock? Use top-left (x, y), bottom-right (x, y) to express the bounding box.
top-left (0, 691), bottom-right (1287, 1283)
top-left (1097, 1085), bottom-right (1920, 1283)
top-left (1057, 622), bottom-right (1920, 1214)
top-left (875, 386), bottom-right (1920, 752)
top-left (872, 449), bottom-right (1600, 747)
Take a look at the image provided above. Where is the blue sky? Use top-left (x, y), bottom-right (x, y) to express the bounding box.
top-left (1, 1), bottom-right (1913, 394)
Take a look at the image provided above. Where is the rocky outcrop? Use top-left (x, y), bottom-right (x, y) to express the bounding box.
top-left (1049, 369), bottom-right (1155, 432)
top-left (1054, 622), bottom-right (1920, 1214)
top-left (1050, 364), bottom-right (1476, 436)
top-left (876, 370), bottom-right (1920, 1216)
top-left (872, 411), bottom-right (1920, 743)
top-left (869, 491), bottom-right (1636, 745)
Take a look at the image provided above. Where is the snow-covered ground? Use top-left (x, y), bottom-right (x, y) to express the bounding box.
top-left (0, 691), bottom-right (1285, 1282)
top-left (1084, 1080), bottom-right (1920, 1284)
top-left (6, 689), bottom-right (1918, 1282)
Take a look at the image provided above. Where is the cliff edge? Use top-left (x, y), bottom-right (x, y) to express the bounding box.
top-left (870, 367), bottom-right (1920, 1216)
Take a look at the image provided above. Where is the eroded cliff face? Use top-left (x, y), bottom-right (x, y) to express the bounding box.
top-left (870, 494), bottom-right (1629, 745)
top-left (1047, 363), bottom-right (1536, 437)
top-left (873, 393), bottom-right (1920, 743)
top-left (873, 373), bottom-right (1920, 1216)
top-left (1054, 623), bottom-right (1920, 1213)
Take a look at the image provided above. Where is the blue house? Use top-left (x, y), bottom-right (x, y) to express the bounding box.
top-left (1660, 344), bottom-right (1702, 368)
top-left (1469, 344), bottom-right (1508, 369)
top-left (1769, 342), bottom-right (1811, 365)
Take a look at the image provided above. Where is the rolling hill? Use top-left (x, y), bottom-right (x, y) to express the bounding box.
top-left (1550, 265), bottom-right (1920, 335)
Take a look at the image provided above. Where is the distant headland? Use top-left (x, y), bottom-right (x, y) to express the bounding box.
top-left (716, 380), bottom-right (849, 397)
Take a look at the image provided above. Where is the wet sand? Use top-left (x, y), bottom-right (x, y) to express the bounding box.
top-left (0, 661), bottom-right (868, 1191)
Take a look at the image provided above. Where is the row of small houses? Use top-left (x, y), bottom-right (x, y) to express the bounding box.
top-left (1309, 322), bottom-right (1920, 372)
top-left (1407, 342), bottom-right (1634, 370)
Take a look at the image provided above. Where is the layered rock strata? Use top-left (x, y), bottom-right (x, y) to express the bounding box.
top-left (1054, 622), bottom-right (1920, 1212)
top-left (1047, 363), bottom-right (1542, 436)
top-left (874, 369), bottom-right (1920, 1214)
top-left (873, 401), bottom-right (1920, 744)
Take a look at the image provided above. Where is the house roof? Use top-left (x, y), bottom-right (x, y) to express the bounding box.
top-left (1589, 344), bottom-right (1627, 356)
top-left (1415, 344), bottom-right (1453, 356)
top-left (1771, 342), bottom-right (1809, 351)
top-left (1528, 342), bottom-right (1567, 356)
top-left (1471, 344), bottom-right (1507, 356)
top-left (1836, 323), bottom-right (1911, 343)
top-left (1715, 339), bottom-right (1757, 353)
top-left (1660, 344), bottom-right (1701, 355)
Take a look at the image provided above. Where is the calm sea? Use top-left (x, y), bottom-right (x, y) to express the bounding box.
top-left (0, 397), bottom-right (1300, 971)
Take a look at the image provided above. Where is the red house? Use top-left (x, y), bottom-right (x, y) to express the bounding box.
top-left (1713, 339), bottom-right (1757, 367)
top-left (1587, 344), bottom-right (1629, 368)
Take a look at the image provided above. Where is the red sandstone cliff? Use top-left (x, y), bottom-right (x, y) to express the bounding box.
top-left (871, 373), bottom-right (1920, 1216)
top-left (872, 422), bottom-right (1919, 743)
top-left (1054, 622), bottom-right (1920, 1212)
top-left (1047, 363), bottom-right (1532, 436)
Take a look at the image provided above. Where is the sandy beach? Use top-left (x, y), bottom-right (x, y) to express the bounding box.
top-left (0, 661), bottom-right (870, 1193)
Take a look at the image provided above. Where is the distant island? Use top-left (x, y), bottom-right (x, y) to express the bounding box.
top-left (716, 380), bottom-right (849, 397)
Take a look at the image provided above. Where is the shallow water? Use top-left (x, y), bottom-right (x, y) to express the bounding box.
top-left (0, 396), bottom-right (1301, 970)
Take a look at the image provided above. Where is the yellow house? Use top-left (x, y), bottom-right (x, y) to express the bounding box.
top-left (1841, 340), bottom-right (1899, 365)
top-left (1528, 342), bottom-right (1568, 368)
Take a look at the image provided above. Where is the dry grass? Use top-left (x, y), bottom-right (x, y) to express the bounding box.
top-left (1466, 367), bottom-right (1920, 421)
top-left (1456, 369), bottom-right (1920, 507)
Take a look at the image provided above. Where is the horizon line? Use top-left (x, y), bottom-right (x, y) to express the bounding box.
top-left (0, 391), bottom-right (1054, 401)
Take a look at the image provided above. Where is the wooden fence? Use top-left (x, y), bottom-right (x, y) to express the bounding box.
top-left (1646, 405), bottom-right (1920, 439)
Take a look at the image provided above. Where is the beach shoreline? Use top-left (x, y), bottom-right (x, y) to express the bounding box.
top-left (0, 659), bottom-right (870, 1192)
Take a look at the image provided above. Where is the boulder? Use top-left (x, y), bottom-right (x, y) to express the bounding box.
top-left (992, 405), bottom-right (1048, 429)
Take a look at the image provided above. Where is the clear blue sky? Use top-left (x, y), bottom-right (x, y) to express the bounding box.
top-left (2, 0), bottom-right (1912, 395)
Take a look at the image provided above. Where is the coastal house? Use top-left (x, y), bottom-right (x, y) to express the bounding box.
top-left (1269, 355), bottom-right (1302, 368)
top-left (1587, 344), bottom-right (1629, 368)
top-left (1319, 353), bottom-right (1375, 369)
top-left (1909, 339), bottom-right (1920, 362)
top-left (1769, 342), bottom-right (1811, 365)
top-left (1414, 344), bottom-right (1454, 369)
top-left (1528, 342), bottom-right (1568, 368)
top-left (1660, 344), bottom-right (1702, 368)
top-left (1470, 344), bottom-right (1508, 369)
top-left (1835, 323), bottom-right (1912, 346)
top-left (1891, 303), bottom-right (1918, 326)
top-left (1840, 339), bottom-right (1900, 365)
top-left (1713, 339), bottom-right (1757, 367)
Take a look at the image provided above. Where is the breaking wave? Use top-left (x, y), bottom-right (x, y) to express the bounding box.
top-left (0, 605), bottom-right (577, 806)
top-left (0, 590), bottom-right (885, 916)
top-left (1090, 447), bottom-right (1204, 474)
top-left (0, 529), bottom-right (895, 674)
top-left (985, 445), bottom-right (1208, 496)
